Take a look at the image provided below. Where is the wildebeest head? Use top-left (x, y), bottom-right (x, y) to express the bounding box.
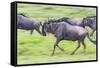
top-left (87, 16), bottom-right (96, 28)
top-left (42, 20), bottom-right (51, 36)
top-left (81, 16), bottom-right (96, 29)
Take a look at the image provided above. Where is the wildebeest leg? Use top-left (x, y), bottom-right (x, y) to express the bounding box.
top-left (51, 40), bottom-right (60, 56)
top-left (56, 45), bottom-right (65, 53)
top-left (35, 27), bottom-right (41, 35)
top-left (81, 40), bottom-right (86, 54)
top-left (90, 29), bottom-right (95, 36)
top-left (30, 29), bottom-right (34, 35)
top-left (71, 41), bottom-right (81, 55)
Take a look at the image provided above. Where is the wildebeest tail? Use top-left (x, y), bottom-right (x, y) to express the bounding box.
top-left (87, 32), bottom-right (96, 45)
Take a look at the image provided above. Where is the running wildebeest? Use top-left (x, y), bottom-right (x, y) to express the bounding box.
top-left (42, 20), bottom-right (95, 56)
top-left (60, 17), bottom-right (97, 45)
top-left (17, 14), bottom-right (42, 35)
top-left (59, 16), bottom-right (96, 36)
top-left (59, 17), bottom-right (96, 43)
top-left (81, 16), bottom-right (96, 36)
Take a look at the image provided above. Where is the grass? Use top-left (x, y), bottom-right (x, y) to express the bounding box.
top-left (17, 4), bottom-right (97, 65)
top-left (17, 4), bottom-right (96, 20)
top-left (17, 30), bottom-right (96, 65)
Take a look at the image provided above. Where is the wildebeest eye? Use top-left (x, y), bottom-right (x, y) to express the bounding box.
top-left (47, 22), bottom-right (50, 24)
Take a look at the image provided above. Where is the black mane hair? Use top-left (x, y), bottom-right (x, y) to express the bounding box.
top-left (47, 17), bottom-right (71, 24)
top-left (18, 13), bottom-right (28, 17)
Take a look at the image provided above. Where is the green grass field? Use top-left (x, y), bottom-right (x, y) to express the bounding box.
top-left (17, 3), bottom-right (96, 65)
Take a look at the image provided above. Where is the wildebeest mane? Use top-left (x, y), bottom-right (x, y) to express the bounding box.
top-left (47, 17), bottom-right (71, 24)
top-left (18, 13), bottom-right (28, 17)
top-left (86, 16), bottom-right (96, 18)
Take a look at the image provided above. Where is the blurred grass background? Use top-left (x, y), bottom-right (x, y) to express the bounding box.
top-left (17, 3), bottom-right (96, 65)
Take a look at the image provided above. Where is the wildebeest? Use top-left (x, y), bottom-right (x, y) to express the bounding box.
top-left (81, 16), bottom-right (96, 36)
top-left (17, 14), bottom-right (42, 35)
top-left (58, 16), bottom-right (96, 36)
top-left (42, 20), bottom-right (95, 56)
top-left (59, 17), bottom-right (97, 44)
